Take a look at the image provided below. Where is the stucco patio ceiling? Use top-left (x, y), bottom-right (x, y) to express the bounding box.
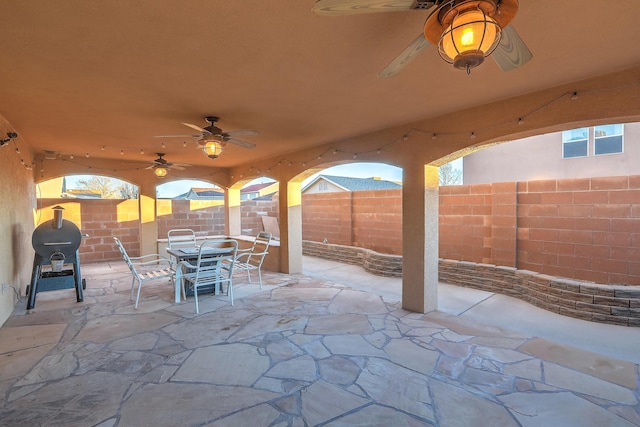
top-left (1, 1), bottom-right (639, 171)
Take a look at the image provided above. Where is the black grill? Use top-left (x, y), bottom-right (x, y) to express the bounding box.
top-left (27, 205), bottom-right (85, 309)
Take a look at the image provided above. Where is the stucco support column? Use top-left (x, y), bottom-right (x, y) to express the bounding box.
top-left (278, 180), bottom-right (302, 274)
top-left (225, 187), bottom-right (241, 236)
top-left (138, 183), bottom-right (158, 256)
top-left (402, 163), bottom-right (439, 313)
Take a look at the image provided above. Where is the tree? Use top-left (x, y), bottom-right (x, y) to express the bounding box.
top-left (76, 176), bottom-right (138, 199)
top-left (439, 162), bottom-right (462, 186)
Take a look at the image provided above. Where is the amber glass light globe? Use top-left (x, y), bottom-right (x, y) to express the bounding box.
top-left (202, 140), bottom-right (224, 159)
top-left (154, 167), bottom-right (168, 178)
top-left (438, 8), bottom-right (501, 70)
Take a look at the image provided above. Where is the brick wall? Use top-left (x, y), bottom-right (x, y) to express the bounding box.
top-left (352, 189), bottom-right (403, 255)
top-left (302, 192), bottom-right (352, 245)
top-left (439, 184), bottom-right (492, 263)
top-left (157, 199), bottom-right (226, 237)
top-left (241, 199), bottom-right (279, 236)
top-left (38, 198), bottom-right (140, 262)
top-left (157, 199), bottom-right (278, 239)
top-left (517, 176), bottom-right (640, 284)
top-left (40, 174), bottom-right (640, 286)
top-left (38, 198), bottom-right (278, 263)
top-left (302, 175), bottom-right (640, 286)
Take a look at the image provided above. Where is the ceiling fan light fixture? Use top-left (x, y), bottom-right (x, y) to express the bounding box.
top-left (439, 8), bottom-right (501, 71)
top-left (199, 136), bottom-right (225, 159)
top-left (424, 0), bottom-right (514, 73)
top-left (154, 166), bottom-right (168, 178)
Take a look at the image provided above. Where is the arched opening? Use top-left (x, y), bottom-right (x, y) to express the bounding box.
top-left (35, 174), bottom-right (141, 262)
top-left (37, 174), bottom-right (138, 200)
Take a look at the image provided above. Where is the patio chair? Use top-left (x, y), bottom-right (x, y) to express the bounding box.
top-left (167, 229), bottom-right (198, 270)
top-left (233, 231), bottom-right (272, 288)
top-left (178, 238), bottom-right (238, 314)
top-left (113, 237), bottom-right (175, 309)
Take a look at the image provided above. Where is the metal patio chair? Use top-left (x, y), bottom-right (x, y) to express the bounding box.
top-left (167, 229), bottom-right (198, 270)
top-left (233, 231), bottom-right (272, 288)
top-left (113, 237), bottom-right (174, 309)
top-left (178, 238), bottom-right (238, 314)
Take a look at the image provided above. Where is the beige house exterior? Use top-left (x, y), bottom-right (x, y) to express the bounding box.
top-left (464, 122), bottom-right (640, 184)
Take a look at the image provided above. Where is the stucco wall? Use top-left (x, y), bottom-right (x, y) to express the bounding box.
top-left (0, 145), bottom-right (36, 325)
top-left (464, 122), bottom-right (640, 184)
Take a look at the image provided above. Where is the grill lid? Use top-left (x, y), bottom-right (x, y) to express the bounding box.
top-left (32, 216), bottom-right (82, 258)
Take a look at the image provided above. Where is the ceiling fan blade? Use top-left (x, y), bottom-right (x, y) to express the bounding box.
top-left (492, 25), bottom-right (533, 72)
top-left (224, 129), bottom-right (260, 137)
top-left (154, 134), bottom-right (201, 138)
top-left (312, 0), bottom-right (428, 16)
top-left (224, 137), bottom-right (256, 149)
top-left (182, 122), bottom-right (208, 133)
top-left (378, 33), bottom-right (431, 78)
top-left (169, 164), bottom-right (187, 171)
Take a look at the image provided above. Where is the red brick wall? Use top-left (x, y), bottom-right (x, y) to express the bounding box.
top-left (241, 199), bottom-right (279, 236)
top-left (517, 176), bottom-right (640, 284)
top-left (302, 192), bottom-right (352, 245)
top-left (352, 190), bottom-right (402, 255)
top-left (38, 198), bottom-right (140, 263)
top-left (302, 176), bottom-right (640, 285)
top-left (156, 199), bottom-right (279, 238)
top-left (38, 198), bottom-right (278, 263)
top-left (41, 174), bottom-right (640, 285)
top-left (439, 184), bottom-right (492, 263)
top-left (157, 200), bottom-right (226, 237)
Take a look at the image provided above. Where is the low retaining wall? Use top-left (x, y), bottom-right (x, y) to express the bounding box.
top-left (302, 241), bottom-right (640, 326)
top-left (303, 241), bottom-right (402, 277)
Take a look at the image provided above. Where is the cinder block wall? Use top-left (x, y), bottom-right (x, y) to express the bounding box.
top-left (302, 175), bottom-right (640, 285)
top-left (301, 192), bottom-right (352, 245)
top-left (517, 176), bottom-right (640, 284)
top-left (157, 200), bottom-right (226, 237)
top-left (38, 198), bottom-right (140, 262)
top-left (240, 199), bottom-right (279, 236)
top-left (352, 189), bottom-right (403, 255)
top-left (438, 184), bottom-right (492, 263)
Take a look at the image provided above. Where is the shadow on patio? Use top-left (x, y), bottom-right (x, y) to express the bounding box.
top-left (0, 258), bottom-right (639, 426)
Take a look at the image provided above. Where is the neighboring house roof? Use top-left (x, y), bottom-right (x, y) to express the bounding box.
top-left (241, 183), bottom-right (273, 193)
top-left (176, 187), bottom-right (224, 200)
top-left (62, 189), bottom-right (102, 199)
top-left (302, 175), bottom-right (402, 193)
top-left (252, 193), bottom-right (275, 201)
top-left (173, 183), bottom-right (278, 200)
top-left (192, 189), bottom-right (224, 198)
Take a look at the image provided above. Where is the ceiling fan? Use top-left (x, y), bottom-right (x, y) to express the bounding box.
top-left (312, 0), bottom-right (532, 76)
top-left (156, 116), bottom-right (259, 159)
top-left (145, 153), bottom-right (189, 178)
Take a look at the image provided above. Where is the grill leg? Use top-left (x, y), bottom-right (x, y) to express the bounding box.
top-left (73, 251), bottom-right (84, 303)
top-left (27, 260), bottom-right (40, 310)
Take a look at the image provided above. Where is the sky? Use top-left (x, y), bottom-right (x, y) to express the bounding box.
top-left (65, 160), bottom-right (462, 198)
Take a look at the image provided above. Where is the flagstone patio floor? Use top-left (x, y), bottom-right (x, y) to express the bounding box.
top-left (0, 257), bottom-right (639, 426)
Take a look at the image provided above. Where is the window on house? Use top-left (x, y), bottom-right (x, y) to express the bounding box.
top-left (318, 181), bottom-right (328, 191)
top-left (594, 124), bottom-right (623, 155)
top-left (562, 128), bottom-right (588, 158)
